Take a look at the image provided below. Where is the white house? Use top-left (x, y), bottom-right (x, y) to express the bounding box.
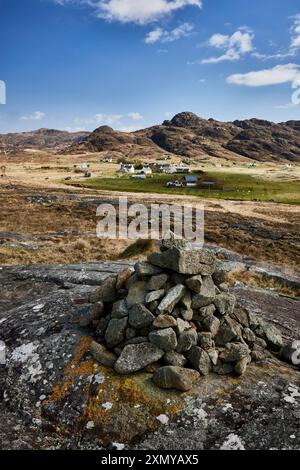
top-left (120, 163), bottom-right (135, 174)
top-left (140, 166), bottom-right (152, 175)
top-left (102, 156), bottom-right (112, 163)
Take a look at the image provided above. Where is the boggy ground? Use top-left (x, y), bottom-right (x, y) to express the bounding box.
top-left (0, 181), bottom-right (299, 269)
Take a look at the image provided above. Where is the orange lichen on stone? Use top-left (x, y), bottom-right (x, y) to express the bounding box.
top-left (46, 337), bottom-right (94, 403)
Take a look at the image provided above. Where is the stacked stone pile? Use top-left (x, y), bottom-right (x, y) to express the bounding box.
top-left (86, 244), bottom-right (283, 391)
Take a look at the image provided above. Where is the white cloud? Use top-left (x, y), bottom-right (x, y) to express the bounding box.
top-left (97, 0), bottom-right (202, 24)
top-left (128, 112), bottom-right (143, 121)
top-left (20, 111), bottom-right (46, 121)
top-left (55, 0), bottom-right (202, 25)
top-left (290, 14), bottom-right (300, 50)
top-left (75, 113), bottom-right (123, 126)
top-left (145, 22), bottom-right (194, 44)
top-left (202, 30), bottom-right (254, 64)
top-left (227, 63), bottom-right (300, 87)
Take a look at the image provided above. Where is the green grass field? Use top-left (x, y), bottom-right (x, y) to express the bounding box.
top-left (65, 172), bottom-right (300, 205)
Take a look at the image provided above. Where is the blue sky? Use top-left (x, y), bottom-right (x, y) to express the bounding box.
top-left (1, 0), bottom-right (300, 133)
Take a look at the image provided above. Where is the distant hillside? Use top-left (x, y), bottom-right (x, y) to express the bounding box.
top-left (0, 128), bottom-right (89, 153)
top-left (2, 113), bottom-right (300, 163)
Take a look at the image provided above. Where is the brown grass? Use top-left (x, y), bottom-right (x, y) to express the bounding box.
top-left (228, 270), bottom-right (299, 298)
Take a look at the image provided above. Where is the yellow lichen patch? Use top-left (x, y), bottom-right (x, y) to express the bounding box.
top-left (46, 337), bottom-right (94, 403)
top-left (81, 370), bottom-right (181, 443)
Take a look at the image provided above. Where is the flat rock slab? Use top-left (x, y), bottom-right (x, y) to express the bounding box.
top-left (0, 261), bottom-right (300, 450)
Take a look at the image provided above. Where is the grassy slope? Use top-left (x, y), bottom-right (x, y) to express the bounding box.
top-left (65, 172), bottom-right (300, 205)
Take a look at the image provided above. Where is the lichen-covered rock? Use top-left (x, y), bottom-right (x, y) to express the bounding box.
top-left (197, 332), bottom-right (214, 350)
top-left (164, 351), bottom-right (187, 367)
top-left (149, 328), bottom-right (178, 352)
top-left (191, 276), bottom-right (216, 308)
top-left (157, 284), bottom-right (186, 314)
top-left (144, 289), bottom-right (165, 304)
top-left (152, 366), bottom-right (200, 391)
top-left (114, 343), bottom-right (164, 374)
top-left (111, 299), bottom-right (128, 319)
top-left (89, 275), bottom-right (117, 303)
top-left (185, 275), bottom-right (203, 293)
top-left (105, 317), bottom-right (128, 348)
top-left (214, 293), bottom-right (236, 316)
top-left (126, 281), bottom-right (147, 308)
top-left (148, 248), bottom-right (216, 275)
top-left (176, 318), bottom-right (191, 334)
top-left (186, 346), bottom-right (212, 376)
top-left (215, 316), bottom-right (242, 346)
top-left (146, 274), bottom-right (168, 291)
top-left (201, 314), bottom-right (220, 338)
top-left (153, 314), bottom-right (177, 329)
top-left (134, 262), bottom-right (162, 276)
top-left (220, 342), bottom-right (250, 363)
top-left (89, 341), bottom-right (117, 367)
top-left (176, 328), bottom-right (198, 353)
top-left (128, 304), bottom-right (155, 329)
top-left (235, 356), bottom-right (250, 376)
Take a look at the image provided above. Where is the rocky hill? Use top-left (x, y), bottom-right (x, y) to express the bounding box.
top-left (0, 128), bottom-right (89, 153)
top-left (3, 112), bottom-right (300, 163)
top-left (70, 112), bottom-right (300, 163)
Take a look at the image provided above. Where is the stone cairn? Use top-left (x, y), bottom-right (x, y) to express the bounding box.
top-left (87, 242), bottom-right (283, 392)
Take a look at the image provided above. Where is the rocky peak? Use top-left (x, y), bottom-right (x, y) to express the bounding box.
top-left (163, 111), bottom-right (204, 128)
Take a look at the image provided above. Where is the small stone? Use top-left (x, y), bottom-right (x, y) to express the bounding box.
top-left (153, 314), bottom-right (177, 329)
top-left (146, 274), bottom-right (168, 291)
top-left (214, 293), bottom-right (236, 316)
top-left (185, 275), bottom-right (203, 293)
top-left (212, 268), bottom-right (227, 286)
top-left (164, 351), bottom-right (187, 367)
top-left (251, 349), bottom-right (267, 362)
top-left (156, 414), bottom-right (169, 425)
top-left (243, 327), bottom-right (256, 345)
top-left (134, 262), bottom-right (162, 276)
top-left (220, 342), bottom-right (250, 363)
top-left (105, 317), bottom-right (128, 348)
top-left (126, 281), bottom-right (147, 308)
top-left (197, 304), bottom-right (216, 318)
top-left (181, 308), bottom-right (193, 321)
top-left (201, 315), bottom-right (220, 338)
top-left (116, 268), bottom-right (134, 290)
top-left (197, 332), bottom-right (214, 350)
top-left (231, 308), bottom-right (249, 328)
top-left (148, 247), bottom-right (216, 275)
top-left (129, 304), bottom-right (155, 329)
top-left (152, 366), bottom-right (200, 392)
top-left (208, 348), bottom-right (219, 366)
top-left (157, 284), bottom-right (186, 315)
top-left (254, 321), bottom-right (283, 351)
top-left (176, 318), bottom-right (191, 334)
top-left (160, 231), bottom-right (190, 252)
top-left (89, 275), bottom-right (117, 303)
top-left (235, 357), bottom-right (250, 376)
top-left (111, 299), bottom-right (128, 319)
top-left (176, 328), bottom-right (198, 353)
top-left (144, 289), bottom-right (165, 304)
top-left (180, 290), bottom-right (192, 310)
top-left (149, 328), bottom-right (178, 352)
top-left (89, 341), bottom-right (117, 368)
top-left (191, 276), bottom-right (216, 308)
top-left (215, 316), bottom-right (242, 346)
top-left (186, 346), bottom-right (211, 376)
top-left (219, 283), bottom-right (229, 292)
top-left (114, 343), bottom-right (164, 374)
